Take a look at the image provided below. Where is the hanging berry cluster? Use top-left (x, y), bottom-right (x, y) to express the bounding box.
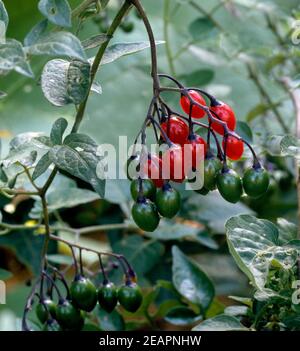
top-left (22, 242), bottom-right (142, 331)
top-left (127, 74), bottom-right (270, 232)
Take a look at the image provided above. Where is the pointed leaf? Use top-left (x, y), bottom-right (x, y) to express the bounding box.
top-left (38, 0), bottom-right (71, 27)
top-left (24, 20), bottom-right (48, 47)
top-left (50, 118), bottom-right (68, 145)
top-left (32, 152), bottom-right (52, 180)
top-left (192, 314), bottom-right (248, 331)
top-left (172, 246), bottom-right (214, 311)
top-left (26, 32), bottom-right (86, 61)
top-left (0, 39), bottom-right (33, 77)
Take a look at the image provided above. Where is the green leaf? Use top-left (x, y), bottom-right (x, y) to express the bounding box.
top-left (112, 235), bottom-right (164, 276)
top-left (26, 32), bottom-right (87, 61)
top-left (277, 218), bottom-right (298, 244)
top-left (50, 117), bottom-right (68, 145)
top-left (178, 69), bottom-right (214, 87)
top-left (192, 314), bottom-right (248, 331)
top-left (0, 39), bottom-right (33, 77)
top-left (246, 103), bottom-right (277, 122)
top-left (24, 19), bottom-right (48, 47)
top-left (104, 179), bottom-right (131, 204)
top-left (46, 254), bottom-right (73, 265)
top-left (29, 154), bottom-right (48, 178)
top-left (144, 221), bottom-right (218, 249)
top-left (67, 60), bottom-right (91, 104)
top-left (0, 1), bottom-right (8, 28)
top-left (48, 144), bottom-right (105, 198)
top-left (30, 175), bottom-right (99, 217)
top-left (235, 121), bottom-right (253, 143)
top-left (229, 296), bottom-right (252, 307)
top-left (41, 59), bottom-right (90, 106)
top-left (266, 135), bottom-right (299, 159)
top-left (0, 230), bottom-right (56, 276)
top-left (0, 268), bottom-right (12, 280)
top-left (224, 305), bottom-right (249, 317)
top-left (89, 41), bottom-right (164, 66)
top-left (172, 246), bottom-right (214, 311)
top-left (189, 18), bottom-right (218, 41)
top-left (3, 132), bottom-right (48, 168)
top-left (82, 34), bottom-right (109, 50)
top-left (226, 215), bottom-right (298, 289)
top-left (98, 308), bottom-right (124, 331)
top-left (38, 0), bottom-right (71, 27)
top-left (164, 306), bottom-right (202, 326)
top-left (186, 191), bottom-right (253, 233)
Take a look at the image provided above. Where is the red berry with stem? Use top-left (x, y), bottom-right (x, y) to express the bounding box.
top-left (222, 135), bottom-right (244, 161)
top-left (210, 101), bottom-right (236, 135)
top-left (180, 90), bottom-right (206, 118)
top-left (161, 145), bottom-right (189, 183)
top-left (142, 154), bottom-right (164, 188)
top-left (161, 116), bottom-right (189, 145)
top-left (187, 134), bottom-right (207, 169)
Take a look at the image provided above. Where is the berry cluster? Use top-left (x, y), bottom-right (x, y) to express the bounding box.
top-left (23, 250), bottom-right (142, 331)
top-left (127, 75), bottom-right (270, 232)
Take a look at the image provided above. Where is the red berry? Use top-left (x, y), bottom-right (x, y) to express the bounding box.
top-left (222, 135), bottom-right (244, 161)
top-left (210, 102), bottom-right (236, 135)
top-left (161, 145), bottom-right (189, 183)
top-left (187, 135), bottom-right (207, 169)
top-left (180, 90), bottom-right (206, 119)
top-left (161, 117), bottom-right (189, 145)
top-left (142, 154), bottom-right (164, 188)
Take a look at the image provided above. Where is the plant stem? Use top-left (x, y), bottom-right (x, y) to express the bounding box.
top-left (72, 0), bottom-right (132, 133)
top-left (40, 195), bottom-right (50, 269)
top-left (37, 1), bottom-right (133, 262)
top-left (247, 63), bottom-right (289, 133)
top-left (72, 0), bottom-right (97, 18)
top-left (163, 0), bottom-right (176, 76)
top-left (131, 0), bottom-right (160, 94)
top-left (0, 221), bottom-right (137, 235)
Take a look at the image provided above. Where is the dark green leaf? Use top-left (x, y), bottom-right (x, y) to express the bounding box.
top-left (24, 20), bottom-right (48, 47)
top-left (97, 308), bottom-right (124, 331)
top-left (26, 32), bottom-right (87, 61)
top-left (192, 314), bottom-right (248, 331)
top-left (235, 121), bottom-right (253, 143)
top-left (38, 0), bottom-right (71, 27)
top-left (82, 34), bottom-right (109, 50)
top-left (186, 191), bottom-right (253, 233)
top-left (30, 175), bottom-right (99, 217)
top-left (67, 59), bottom-right (91, 104)
top-left (189, 18), bottom-right (218, 41)
top-left (32, 152), bottom-right (52, 180)
top-left (179, 69), bottom-right (214, 87)
top-left (246, 103), bottom-right (275, 122)
top-left (113, 235), bottom-right (164, 276)
top-left (50, 117), bottom-right (68, 145)
top-left (172, 246), bottom-right (214, 310)
top-left (0, 230), bottom-right (56, 275)
top-left (165, 306), bottom-right (202, 326)
top-left (49, 144), bottom-right (105, 198)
